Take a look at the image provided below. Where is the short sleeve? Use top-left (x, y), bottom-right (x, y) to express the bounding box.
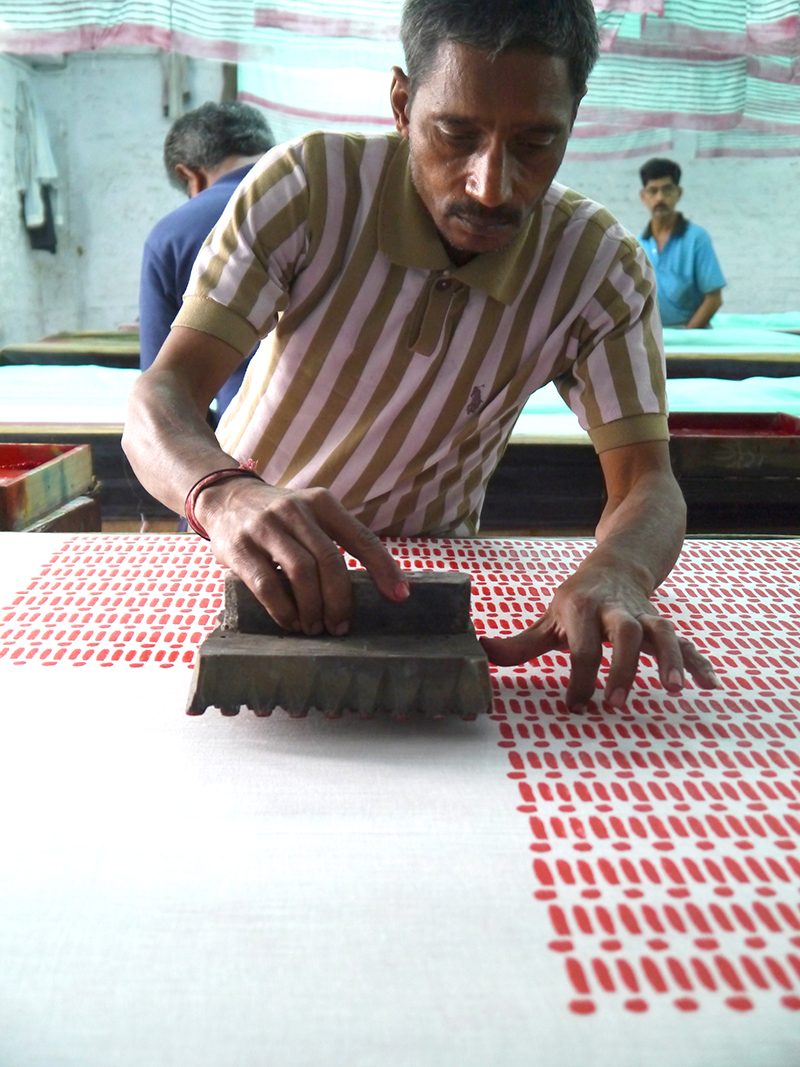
top-left (693, 229), bottom-right (726, 295)
top-left (554, 234), bottom-right (669, 453)
top-left (174, 139), bottom-right (314, 357)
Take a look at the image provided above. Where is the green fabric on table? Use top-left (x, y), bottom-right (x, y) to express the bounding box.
top-left (663, 326), bottom-right (800, 354)
top-left (712, 312), bottom-right (800, 334)
top-left (666, 375), bottom-right (800, 415)
top-left (515, 375), bottom-right (800, 439)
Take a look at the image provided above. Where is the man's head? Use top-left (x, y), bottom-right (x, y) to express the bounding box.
top-left (639, 157), bottom-right (682, 225)
top-left (391, 0), bottom-right (599, 263)
top-left (164, 101), bottom-right (275, 196)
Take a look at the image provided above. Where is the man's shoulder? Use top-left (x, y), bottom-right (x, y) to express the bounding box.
top-left (146, 190), bottom-right (216, 249)
top-left (144, 172), bottom-right (253, 260)
top-left (545, 182), bottom-right (641, 252)
top-left (244, 130), bottom-right (403, 200)
top-left (683, 219), bottom-right (715, 242)
top-left (292, 129), bottom-right (403, 173)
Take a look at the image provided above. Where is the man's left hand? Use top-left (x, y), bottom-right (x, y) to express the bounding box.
top-left (480, 555), bottom-right (720, 712)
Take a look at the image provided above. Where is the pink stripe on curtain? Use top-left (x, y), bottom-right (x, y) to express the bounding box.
top-left (565, 139), bottom-right (674, 160)
top-left (0, 23), bottom-right (262, 61)
top-left (696, 144), bottom-right (800, 158)
top-left (239, 90), bottom-right (395, 126)
top-left (254, 8), bottom-right (399, 41)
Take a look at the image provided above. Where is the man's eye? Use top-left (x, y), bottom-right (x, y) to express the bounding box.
top-left (440, 130), bottom-right (476, 148)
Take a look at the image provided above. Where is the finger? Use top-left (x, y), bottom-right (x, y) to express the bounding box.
top-left (678, 638), bottom-right (722, 690)
top-left (308, 490), bottom-right (410, 604)
top-left (638, 614), bottom-right (685, 693)
top-left (563, 610), bottom-right (604, 713)
top-left (602, 609), bottom-right (645, 708)
top-left (480, 620), bottom-right (563, 667)
top-left (225, 545), bottom-right (305, 632)
top-left (263, 506), bottom-right (348, 635)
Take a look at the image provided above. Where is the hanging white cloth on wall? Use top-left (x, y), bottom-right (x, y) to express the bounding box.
top-left (14, 78), bottom-right (62, 250)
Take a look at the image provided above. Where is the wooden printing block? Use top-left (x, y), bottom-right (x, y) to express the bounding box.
top-left (186, 570), bottom-right (492, 720)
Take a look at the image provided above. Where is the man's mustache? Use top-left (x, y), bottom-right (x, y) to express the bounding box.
top-left (445, 202), bottom-right (522, 227)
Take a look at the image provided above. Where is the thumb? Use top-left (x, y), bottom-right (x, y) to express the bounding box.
top-left (480, 624), bottom-right (557, 667)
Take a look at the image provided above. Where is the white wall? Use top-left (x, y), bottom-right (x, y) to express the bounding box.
top-left (0, 50), bottom-right (797, 349)
top-left (0, 50), bottom-right (225, 346)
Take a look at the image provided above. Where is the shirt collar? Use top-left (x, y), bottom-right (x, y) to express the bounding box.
top-left (377, 136), bottom-right (540, 307)
top-left (642, 211), bottom-right (688, 241)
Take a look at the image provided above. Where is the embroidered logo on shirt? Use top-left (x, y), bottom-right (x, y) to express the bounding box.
top-left (467, 386), bottom-right (484, 415)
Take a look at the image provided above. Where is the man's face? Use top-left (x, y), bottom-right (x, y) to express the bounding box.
top-left (391, 43), bottom-right (581, 261)
top-left (640, 176), bottom-right (682, 222)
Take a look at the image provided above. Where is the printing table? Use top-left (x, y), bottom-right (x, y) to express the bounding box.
top-left (0, 330), bottom-right (140, 369)
top-left (4, 326), bottom-right (800, 377)
top-left (1, 533), bottom-right (798, 1067)
top-left (0, 366), bottom-right (172, 523)
top-left (662, 327), bottom-right (800, 380)
top-left (1, 366), bottom-right (800, 532)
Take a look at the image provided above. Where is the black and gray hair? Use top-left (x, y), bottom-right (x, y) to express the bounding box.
top-left (164, 101), bottom-right (275, 191)
top-left (640, 157), bottom-right (682, 187)
top-left (400, 0), bottom-right (599, 99)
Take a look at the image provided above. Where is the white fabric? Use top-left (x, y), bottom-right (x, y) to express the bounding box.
top-left (0, 365), bottom-right (139, 425)
top-left (0, 661), bottom-right (791, 1067)
top-left (14, 78), bottom-right (61, 229)
top-left (0, 534), bottom-right (797, 1066)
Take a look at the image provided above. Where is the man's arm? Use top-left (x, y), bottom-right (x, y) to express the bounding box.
top-left (123, 326), bottom-right (410, 635)
top-left (481, 440), bottom-right (719, 711)
top-left (684, 288), bottom-right (723, 329)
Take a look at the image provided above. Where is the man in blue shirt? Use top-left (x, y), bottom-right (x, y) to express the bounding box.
top-left (139, 102), bottom-right (275, 419)
top-left (639, 157), bottom-right (725, 329)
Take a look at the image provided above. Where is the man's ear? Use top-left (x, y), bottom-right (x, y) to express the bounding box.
top-left (675, 186), bottom-right (683, 203)
top-left (174, 164), bottom-right (207, 198)
top-left (390, 66), bottom-right (412, 139)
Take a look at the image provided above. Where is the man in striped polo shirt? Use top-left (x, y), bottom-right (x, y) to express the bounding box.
top-left (124, 0), bottom-right (717, 712)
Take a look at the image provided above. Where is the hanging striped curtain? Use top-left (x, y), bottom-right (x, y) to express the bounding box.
top-left (0, 1), bottom-right (798, 157)
top-left (571, 1), bottom-right (800, 156)
top-left (0, 1), bottom-right (262, 59)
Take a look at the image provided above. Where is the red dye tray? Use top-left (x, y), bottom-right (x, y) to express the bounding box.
top-left (0, 443), bottom-right (94, 530)
top-left (669, 412), bottom-right (800, 438)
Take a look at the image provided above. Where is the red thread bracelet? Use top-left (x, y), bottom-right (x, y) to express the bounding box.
top-left (184, 459), bottom-right (261, 540)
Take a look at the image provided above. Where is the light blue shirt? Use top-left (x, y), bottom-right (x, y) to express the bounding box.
top-left (640, 215), bottom-right (726, 326)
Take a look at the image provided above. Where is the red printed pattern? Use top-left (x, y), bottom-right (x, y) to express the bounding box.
top-left (1, 535), bottom-right (799, 1016)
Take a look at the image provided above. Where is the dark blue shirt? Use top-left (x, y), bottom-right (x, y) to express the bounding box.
top-left (139, 165), bottom-right (255, 416)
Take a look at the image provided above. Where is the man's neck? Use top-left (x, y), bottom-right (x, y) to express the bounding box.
top-left (206, 154), bottom-right (263, 187)
top-left (650, 211), bottom-right (677, 239)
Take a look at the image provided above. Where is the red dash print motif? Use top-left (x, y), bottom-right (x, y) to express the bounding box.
top-left (478, 537), bottom-right (800, 1018)
top-left (2, 535), bottom-right (800, 1019)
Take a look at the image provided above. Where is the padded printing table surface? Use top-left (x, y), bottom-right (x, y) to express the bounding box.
top-left (1, 533), bottom-right (799, 1066)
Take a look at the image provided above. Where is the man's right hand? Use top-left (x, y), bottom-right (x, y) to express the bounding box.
top-left (195, 476), bottom-right (410, 636)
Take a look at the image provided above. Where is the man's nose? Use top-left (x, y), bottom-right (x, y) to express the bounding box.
top-left (465, 142), bottom-right (513, 207)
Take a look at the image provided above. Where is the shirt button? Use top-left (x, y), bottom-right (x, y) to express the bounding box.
top-left (435, 278), bottom-right (452, 291)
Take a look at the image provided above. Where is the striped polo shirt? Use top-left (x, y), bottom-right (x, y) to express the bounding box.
top-left (175, 131), bottom-right (668, 537)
